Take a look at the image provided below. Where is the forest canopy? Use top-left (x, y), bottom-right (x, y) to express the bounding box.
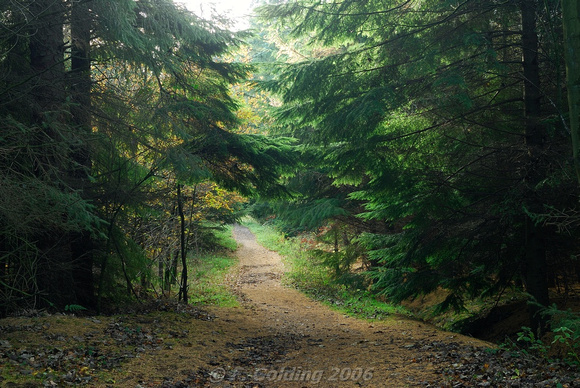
top-left (250, 0), bottom-right (580, 332)
top-left (2, 0), bottom-right (580, 336)
top-left (0, 0), bottom-right (294, 315)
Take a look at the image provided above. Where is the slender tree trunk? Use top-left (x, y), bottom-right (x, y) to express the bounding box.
top-left (159, 260), bottom-right (164, 290)
top-left (69, 0), bottom-right (95, 308)
top-left (177, 184), bottom-right (188, 303)
top-left (29, 0), bottom-right (66, 117)
top-left (188, 185), bottom-right (199, 260)
top-left (29, 0), bottom-right (68, 308)
top-left (171, 251), bottom-right (179, 286)
top-left (562, 0), bottom-right (580, 184)
top-left (0, 237), bottom-right (7, 317)
top-left (520, 0), bottom-right (550, 334)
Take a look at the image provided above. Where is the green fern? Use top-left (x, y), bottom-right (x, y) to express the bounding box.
top-left (64, 304), bottom-right (87, 312)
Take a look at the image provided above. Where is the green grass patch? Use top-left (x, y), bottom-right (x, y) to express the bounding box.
top-left (188, 225), bottom-right (239, 307)
top-left (243, 218), bottom-right (407, 320)
top-left (212, 224), bottom-right (238, 251)
top-left (188, 254), bottom-right (238, 307)
top-left (242, 218), bottom-right (291, 254)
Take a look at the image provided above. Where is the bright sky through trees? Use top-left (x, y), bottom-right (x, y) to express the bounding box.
top-left (178, 0), bottom-right (255, 29)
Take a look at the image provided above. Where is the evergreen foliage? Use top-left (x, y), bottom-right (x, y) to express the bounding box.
top-left (256, 0), bottom-right (578, 329)
top-left (0, 0), bottom-right (295, 315)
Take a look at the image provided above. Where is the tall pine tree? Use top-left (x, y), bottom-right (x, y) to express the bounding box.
top-left (0, 0), bottom-right (295, 314)
top-left (258, 0), bottom-right (573, 330)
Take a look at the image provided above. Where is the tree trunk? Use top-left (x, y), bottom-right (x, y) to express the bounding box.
top-left (28, 0), bottom-right (68, 308)
top-left (520, 0), bottom-right (549, 335)
top-left (177, 184), bottom-right (188, 303)
top-left (29, 0), bottom-right (66, 118)
top-left (170, 251), bottom-right (179, 286)
top-left (563, 0), bottom-right (580, 184)
top-left (70, 0), bottom-right (95, 308)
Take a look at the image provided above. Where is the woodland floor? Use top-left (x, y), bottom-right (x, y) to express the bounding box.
top-left (2, 225), bottom-right (580, 387)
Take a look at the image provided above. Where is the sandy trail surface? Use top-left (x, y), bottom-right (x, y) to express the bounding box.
top-left (226, 224), bottom-right (491, 387)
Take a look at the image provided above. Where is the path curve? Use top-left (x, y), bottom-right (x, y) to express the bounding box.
top-left (230, 224), bottom-right (491, 387)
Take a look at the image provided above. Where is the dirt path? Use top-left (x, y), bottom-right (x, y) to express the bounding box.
top-left (224, 224), bottom-right (492, 387)
top-left (0, 225), bottom-right (497, 388)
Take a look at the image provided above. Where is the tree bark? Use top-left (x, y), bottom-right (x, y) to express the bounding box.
top-left (177, 184), bottom-right (188, 303)
top-left (520, 0), bottom-right (550, 335)
top-left (70, 0), bottom-right (95, 308)
top-left (563, 0), bottom-right (580, 184)
top-left (29, 0), bottom-right (66, 117)
top-left (28, 0), bottom-right (68, 308)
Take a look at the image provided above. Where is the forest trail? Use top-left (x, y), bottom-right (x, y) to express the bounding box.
top-left (0, 226), bottom-right (499, 388)
top-left (224, 224), bottom-right (493, 387)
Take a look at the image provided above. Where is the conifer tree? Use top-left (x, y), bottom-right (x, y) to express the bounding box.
top-left (0, 0), bottom-right (295, 314)
top-left (563, 0), bottom-right (580, 184)
top-left (258, 0), bottom-right (573, 329)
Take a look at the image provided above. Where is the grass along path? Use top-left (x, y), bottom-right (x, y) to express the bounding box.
top-left (242, 219), bottom-right (407, 320)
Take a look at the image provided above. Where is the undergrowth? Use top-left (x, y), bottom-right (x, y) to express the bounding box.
top-left (503, 304), bottom-right (580, 368)
top-left (243, 218), bottom-right (406, 320)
